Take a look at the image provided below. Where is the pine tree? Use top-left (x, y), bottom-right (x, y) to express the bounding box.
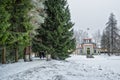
top-left (101, 31), bottom-right (106, 49)
top-left (7, 0), bottom-right (33, 62)
top-left (101, 30), bottom-right (110, 55)
top-left (105, 13), bottom-right (119, 54)
top-left (101, 13), bottom-right (119, 55)
top-left (0, 0), bottom-right (11, 64)
top-left (31, 0), bottom-right (45, 56)
top-left (33, 0), bottom-right (75, 60)
top-left (30, 0), bottom-right (45, 29)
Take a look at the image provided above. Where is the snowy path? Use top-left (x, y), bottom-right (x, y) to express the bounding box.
top-left (0, 55), bottom-right (120, 80)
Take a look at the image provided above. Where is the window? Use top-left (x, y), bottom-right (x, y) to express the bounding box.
top-left (94, 50), bottom-right (96, 53)
top-left (80, 50), bottom-right (82, 53)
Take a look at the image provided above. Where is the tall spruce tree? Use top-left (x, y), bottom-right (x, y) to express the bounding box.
top-left (101, 31), bottom-right (106, 49)
top-left (101, 13), bottom-right (119, 55)
top-left (0, 0), bottom-right (11, 64)
top-left (105, 13), bottom-right (119, 54)
top-left (101, 30), bottom-right (110, 55)
top-left (7, 0), bottom-right (33, 62)
top-left (33, 0), bottom-right (75, 60)
top-left (31, 0), bottom-right (45, 56)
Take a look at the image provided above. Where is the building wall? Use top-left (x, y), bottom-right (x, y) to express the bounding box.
top-left (80, 44), bottom-right (99, 55)
top-left (83, 44), bottom-right (94, 55)
top-left (75, 49), bottom-right (80, 55)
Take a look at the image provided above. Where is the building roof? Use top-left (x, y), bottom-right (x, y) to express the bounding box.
top-left (81, 42), bottom-right (96, 45)
top-left (83, 38), bottom-right (92, 40)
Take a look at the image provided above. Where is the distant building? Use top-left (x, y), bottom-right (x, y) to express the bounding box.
top-left (79, 38), bottom-right (100, 55)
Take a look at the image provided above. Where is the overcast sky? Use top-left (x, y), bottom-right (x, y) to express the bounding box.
top-left (67, 0), bottom-right (120, 36)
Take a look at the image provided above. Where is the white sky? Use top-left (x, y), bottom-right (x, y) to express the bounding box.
top-left (67, 0), bottom-right (120, 35)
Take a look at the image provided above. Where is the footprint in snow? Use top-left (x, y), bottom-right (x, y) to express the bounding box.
top-left (52, 75), bottom-right (67, 80)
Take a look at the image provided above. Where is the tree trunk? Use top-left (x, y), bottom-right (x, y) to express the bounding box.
top-left (46, 54), bottom-right (51, 61)
top-left (23, 47), bottom-right (27, 62)
top-left (29, 46), bottom-right (32, 61)
top-left (15, 47), bottom-right (18, 62)
top-left (35, 52), bottom-right (37, 57)
top-left (107, 49), bottom-right (110, 56)
top-left (2, 47), bottom-right (6, 64)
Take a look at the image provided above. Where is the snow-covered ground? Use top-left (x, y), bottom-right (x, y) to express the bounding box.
top-left (0, 55), bottom-right (120, 80)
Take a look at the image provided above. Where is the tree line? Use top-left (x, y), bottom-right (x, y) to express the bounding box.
top-left (0, 0), bottom-right (75, 64)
